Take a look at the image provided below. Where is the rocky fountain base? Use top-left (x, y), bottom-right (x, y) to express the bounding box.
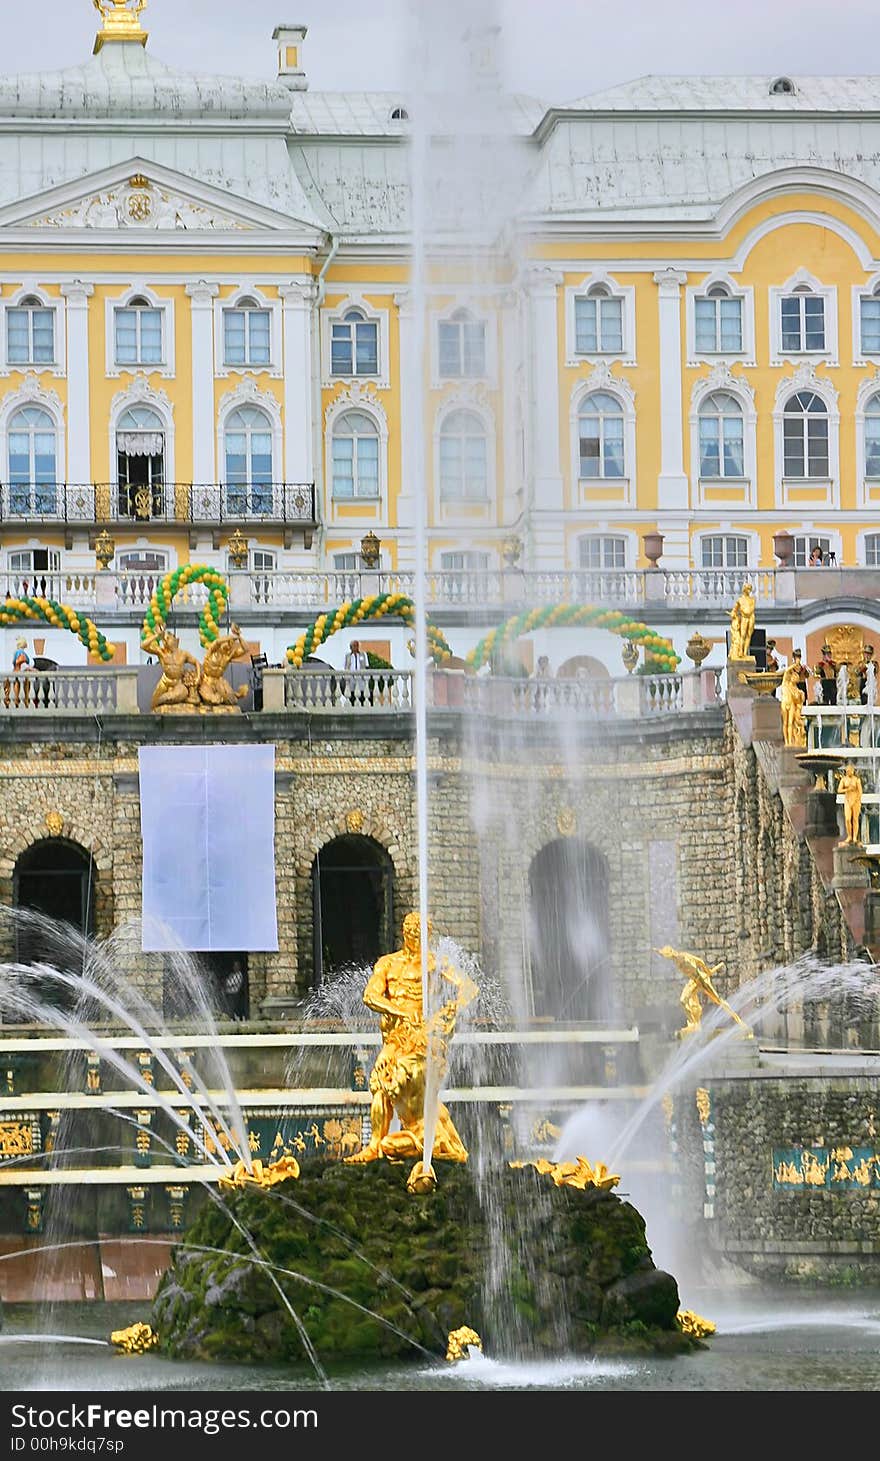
top-left (153, 1161), bottom-right (695, 1365)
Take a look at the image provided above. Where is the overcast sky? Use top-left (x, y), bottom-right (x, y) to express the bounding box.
top-left (9, 0), bottom-right (880, 104)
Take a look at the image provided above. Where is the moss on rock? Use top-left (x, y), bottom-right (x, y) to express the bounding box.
top-left (153, 1160), bottom-right (695, 1366)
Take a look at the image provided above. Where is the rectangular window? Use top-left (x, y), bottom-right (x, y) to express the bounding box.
top-left (865, 536), bottom-right (880, 566)
top-left (330, 316), bottom-right (379, 377)
top-left (115, 307), bottom-right (163, 366)
top-left (700, 535), bottom-right (748, 569)
top-left (575, 295), bottom-right (624, 353)
top-left (438, 318), bottom-right (486, 377)
top-left (862, 296), bottom-right (880, 354)
top-left (793, 535), bottom-right (831, 567)
top-left (578, 537), bottom-right (627, 570)
top-left (781, 293), bottom-right (825, 353)
top-left (440, 551), bottom-right (490, 572)
top-left (7, 307), bottom-right (55, 366)
top-left (695, 295), bottom-right (743, 353)
top-left (331, 436), bottom-right (379, 498)
top-left (224, 309), bottom-right (271, 367)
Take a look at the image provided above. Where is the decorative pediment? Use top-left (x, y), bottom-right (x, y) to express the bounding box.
top-left (579, 359), bottom-right (636, 408)
top-left (219, 377), bottom-right (282, 426)
top-left (692, 361), bottom-right (756, 410)
top-left (324, 381), bottom-right (388, 432)
top-left (110, 375), bottom-right (173, 420)
top-left (25, 174), bottom-right (250, 233)
top-left (774, 361), bottom-right (839, 410)
top-left (0, 158), bottom-right (326, 239)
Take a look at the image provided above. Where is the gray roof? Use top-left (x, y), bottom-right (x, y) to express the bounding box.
top-left (564, 75), bottom-right (880, 113)
top-left (288, 90), bottom-right (546, 137)
top-left (0, 39), bottom-right (292, 120)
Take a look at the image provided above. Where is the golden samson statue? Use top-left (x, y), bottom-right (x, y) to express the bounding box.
top-left (345, 912), bottom-right (478, 1184)
top-left (143, 624), bottom-right (250, 714)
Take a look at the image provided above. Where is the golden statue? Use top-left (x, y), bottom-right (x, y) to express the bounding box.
top-left (142, 628), bottom-right (201, 713)
top-left (654, 945), bottom-right (753, 1039)
top-left (446, 1327), bottom-right (483, 1362)
top-left (198, 624), bottom-right (250, 712)
top-left (509, 1155), bottom-right (620, 1191)
top-left (143, 624), bottom-right (251, 714)
top-left (728, 583), bottom-right (756, 661)
top-left (780, 654), bottom-right (808, 748)
top-left (837, 765), bottom-right (863, 846)
top-left (110, 1322), bottom-right (157, 1354)
top-left (344, 912), bottom-right (478, 1182)
top-left (93, 0), bottom-right (148, 51)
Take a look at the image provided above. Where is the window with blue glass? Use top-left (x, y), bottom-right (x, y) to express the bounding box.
top-left (331, 411), bottom-right (380, 498)
top-left (330, 309), bottom-right (378, 376)
top-left (8, 406), bottom-right (57, 515)
top-left (223, 299), bottom-right (272, 367)
top-left (224, 406), bottom-right (273, 516)
top-left (7, 298), bottom-right (55, 366)
top-left (698, 391), bottom-right (745, 477)
top-left (578, 391), bottom-right (625, 478)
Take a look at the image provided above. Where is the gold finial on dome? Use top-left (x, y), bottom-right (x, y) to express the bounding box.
top-left (93, 0), bottom-right (148, 55)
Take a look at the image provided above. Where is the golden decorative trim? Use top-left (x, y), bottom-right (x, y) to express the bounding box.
top-left (345, 808), bottom-right (365, 834)
top-left (44, 811), bottom-right (64, 838)
top-left (695, 1088), bottom-right (711, 1126)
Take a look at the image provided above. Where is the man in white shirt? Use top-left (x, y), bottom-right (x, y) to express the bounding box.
top-left (344, 640), bottom-right (369, 671)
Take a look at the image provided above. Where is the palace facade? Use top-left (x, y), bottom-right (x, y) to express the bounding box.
top-left (2, 10), bottom-right (880, 672)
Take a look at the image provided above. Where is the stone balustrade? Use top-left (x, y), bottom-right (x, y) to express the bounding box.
top-left (5, 566), bottom-right (880, 618)
top-left (0, 666), bottom-right (719, 719)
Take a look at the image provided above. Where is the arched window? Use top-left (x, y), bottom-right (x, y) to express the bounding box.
top-left (866, 393), bottom-right (880, 477)
top-left (7, 296), bottom-right (55, 366)
top-left (860, 283), bottom-right (880, 355)
top-left (330, 308), bottom-right (378, 376)
top-left (578, 391), bottom-right (624, 478)
top-left (770, 76), bottom-right (796, 95)
top-left (223, 296), bottom-right (271, 367)
top-left (575, 284), bottom-right (623, 354)
top-left (331, 410), bottom-right (380, 498)
top-left (695, 283), bottom-right (743, 353)
top-left (438, 309), bottom-right (486, 378)
top-left (390, 105), bottom-right (409, 121)
top-left (14, 840), bottom-right (96, 1011)
top-left (783, 390), bottom-right (829, 478)
top-left (114, 295), bottom-right (163, 367)
top-left (698, 391), bottom-right (745, 478)
top-left (116, 404), bottom-right (165, 518)
top-left (224, 405), bottom-right (273, 515)
top-left (781, 285), bottom-right (825, 353)
top-left (438, 409), bottom-right (488, 499)
top-left (8, 405), bottom-right (57, 515)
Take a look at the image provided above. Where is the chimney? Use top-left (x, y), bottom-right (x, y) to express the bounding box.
top-left (273, 23), bottom-right (308, 90)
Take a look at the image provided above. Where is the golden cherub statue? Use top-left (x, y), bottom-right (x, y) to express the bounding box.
top-left (655, 945), bottom-right (753, 1039)
top-left (344, 912), bottom-right (478, 1187)
top-left (728, 583), bottom-right (756, 661)
top-left (837, 765), bottom-right (863, 846)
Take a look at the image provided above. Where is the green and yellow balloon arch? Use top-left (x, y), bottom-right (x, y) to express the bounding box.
top-left (141, 565), bottom-right (232, 650)
top-left (0, 597), bottom-right (116, 662)
top-left (466, 606), bottom-right (680, 673)
top-left (286, 594), bottom-right (453, 668)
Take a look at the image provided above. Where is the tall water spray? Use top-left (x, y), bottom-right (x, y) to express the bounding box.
top-left (402, 1), bottom-right (526, 1168)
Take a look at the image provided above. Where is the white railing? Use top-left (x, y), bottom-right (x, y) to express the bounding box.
top-left (522, 570), bottom-right (646, 605)
top-left (661, 568), bottom-right (778, 605)
top-left (283, 668), bottom-right (414, 713)
top-left (0, 669), bottom-right (120, 715)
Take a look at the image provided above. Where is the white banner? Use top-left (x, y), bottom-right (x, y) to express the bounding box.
top-left (139, 744), bottom-right (278, 952)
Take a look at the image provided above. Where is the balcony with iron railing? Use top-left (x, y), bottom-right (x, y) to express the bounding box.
top-left (0, 482), bottom-right (317, 528)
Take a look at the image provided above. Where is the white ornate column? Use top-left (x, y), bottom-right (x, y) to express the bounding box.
top-left (393, 289), bottom-right (416, 569)
top-left (524, 267), bottom-right (564, 568)
top-left (280, 279), bottom-right (317, 488)
top-left (185, 281), bottom-right (219, 487)
top-left (60, 281), bottom-right (94, 486)
top-left (652, 267), bottom-right (690, 566)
